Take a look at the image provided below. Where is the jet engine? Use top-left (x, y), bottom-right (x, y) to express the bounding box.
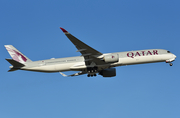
top-left (103, 54), bottom-right (119, 63)
top-left (99, 68), bottom-right (116, 77)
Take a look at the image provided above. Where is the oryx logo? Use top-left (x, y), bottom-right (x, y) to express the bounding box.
top-left (5, 47), bottom-right (27, 63)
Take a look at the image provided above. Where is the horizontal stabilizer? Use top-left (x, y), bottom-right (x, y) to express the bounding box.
top-left (8, 68), bottom-right (19, 72)
top-left (6, 59), bottom-right (25, 67)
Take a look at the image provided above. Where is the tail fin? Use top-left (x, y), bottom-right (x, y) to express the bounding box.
top-left (5, 45), bottom-right (32, 63)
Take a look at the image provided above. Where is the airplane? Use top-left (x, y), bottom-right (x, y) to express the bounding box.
top-left (5, 27), bottom-right (177, 77)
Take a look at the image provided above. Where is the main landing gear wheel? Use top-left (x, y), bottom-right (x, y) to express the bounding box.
top-left (87, 67), bottom-right (98, 77)
top-left (87, 74), bottom-right (97, 77)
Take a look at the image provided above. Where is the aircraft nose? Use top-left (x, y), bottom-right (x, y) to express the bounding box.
top-left (172, 54), bottom-right (176, 59)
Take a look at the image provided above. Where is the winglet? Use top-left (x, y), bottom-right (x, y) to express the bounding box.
top-left (59, 72), bottom-right (68, 77)
top-left (59, 71), bottom-right (85, 77)
top-left (60, 27), bottom-right (68, 33)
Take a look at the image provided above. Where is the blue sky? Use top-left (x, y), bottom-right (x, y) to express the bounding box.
top-left (0, 0), bottom-right (180, 118)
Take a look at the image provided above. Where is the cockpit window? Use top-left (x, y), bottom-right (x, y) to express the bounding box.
top-left (167, 51), bottom-right (171, 53)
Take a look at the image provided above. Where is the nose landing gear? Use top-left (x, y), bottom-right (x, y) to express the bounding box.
top-left (166, 60), bottom-right (173, 66)
top-left (169, 63), bottom-right (173, 66)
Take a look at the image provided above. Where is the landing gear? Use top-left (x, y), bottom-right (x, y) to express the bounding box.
top-left (166, 60), bottom-right (173, 66)
top-left (169, 63), bottom-right (173, 66)
top-left (87, 67), bottom-right (98, 77)
top-left (87, 74), bottom-right (97, 77)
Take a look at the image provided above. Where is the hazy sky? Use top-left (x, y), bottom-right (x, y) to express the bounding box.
top-left (1, 0), bottom-right (180, 118)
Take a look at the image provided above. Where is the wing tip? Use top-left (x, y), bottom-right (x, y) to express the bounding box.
top-left (59, 72), bottom-right (68, 77)
top-left (60, 27), bottom-right (68, 33)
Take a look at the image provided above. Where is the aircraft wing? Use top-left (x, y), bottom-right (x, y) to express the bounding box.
top-left (59, 71), bottom-right (86, 77)
top-left (60, 27), bottom-right (106, 66)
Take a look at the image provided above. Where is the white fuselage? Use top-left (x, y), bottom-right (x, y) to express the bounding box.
top-left (19, 49), bottom-right (176, 73)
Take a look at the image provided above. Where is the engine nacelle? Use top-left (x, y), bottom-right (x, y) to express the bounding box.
top-left (99, 68), bottom-right (116, 77)
top-left (103, 54), bottom-right (119, 63)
